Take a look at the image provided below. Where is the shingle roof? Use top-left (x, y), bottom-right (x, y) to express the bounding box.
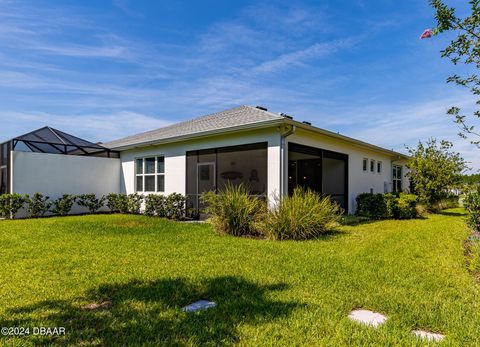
top-left (103, 105), bottom-right (284, 149)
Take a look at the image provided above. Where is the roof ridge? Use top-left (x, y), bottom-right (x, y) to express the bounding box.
top-left (243, 105), bottom-right (283, 119)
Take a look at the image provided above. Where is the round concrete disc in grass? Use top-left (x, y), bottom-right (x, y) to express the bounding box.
top-left (412, 330), bottom-right (444, 342)
top-left (348, 309), bottom-right (387, 328)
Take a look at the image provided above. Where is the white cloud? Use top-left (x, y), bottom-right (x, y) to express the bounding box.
top-left (253, 40), bottom-right (354, 73)
top-left (29, 43), bottom-right (129, 58)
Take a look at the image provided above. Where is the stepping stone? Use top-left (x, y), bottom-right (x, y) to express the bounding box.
top-left (412, 330), bottom-right (444, 342)
top-left (181, 300), bottom-right (216, 313)
top-left (348, 309), bottom-right (387, 328)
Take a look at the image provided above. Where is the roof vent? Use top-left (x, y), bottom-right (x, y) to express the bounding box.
top-left (280, 112), bottom-right (293, 120)
top-left (302, 121), bottom-right (312, 125)
top-left (255, 106), bottom-right (268, 111)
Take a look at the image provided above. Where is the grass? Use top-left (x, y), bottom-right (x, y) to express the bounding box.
top-left (0, 209), bottom-right (478, 345)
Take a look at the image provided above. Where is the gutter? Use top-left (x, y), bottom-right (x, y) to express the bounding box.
top-left (284, 119), bottom-right (410, 160)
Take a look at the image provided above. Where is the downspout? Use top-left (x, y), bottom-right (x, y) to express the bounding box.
top-left (9, 142), bottom-right (13, 195)
top-left (279, 124), bottom-right (296, 197)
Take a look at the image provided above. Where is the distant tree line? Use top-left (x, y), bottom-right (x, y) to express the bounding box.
top-left (462, 174), bottom-right (480, 186)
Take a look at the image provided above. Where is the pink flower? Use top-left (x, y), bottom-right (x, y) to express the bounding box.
top-left (420, 29), bottom-right (433, 39)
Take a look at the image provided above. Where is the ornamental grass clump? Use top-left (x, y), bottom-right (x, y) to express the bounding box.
top-left (260, 187), bottom-right (342, 240)
top-left (202, 183), bottom-right (265, 237)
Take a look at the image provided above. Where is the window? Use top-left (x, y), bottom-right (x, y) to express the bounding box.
top-left (377, 161), bottom-right (382, 174)
top-left (393, 165), bottom-right (402, 192)
top-left (362, 158), bottom-right (368, 171)
top-left (135, 156), bottom-right (165, 193)
top-left (370, 159), bottom-right (375, 173)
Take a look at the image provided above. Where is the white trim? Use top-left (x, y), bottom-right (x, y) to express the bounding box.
top-left (9, 149), bottom-right (13, 193)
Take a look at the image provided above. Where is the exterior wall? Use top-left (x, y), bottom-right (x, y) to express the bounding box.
top-left (286, 128), bottom-right (409, 213)
top-left (119, 126), bottom-right (409, 214)
top-left (119, 127), bottom-right (282, 199)
top-left (12, 151), bottom-right (121, 215)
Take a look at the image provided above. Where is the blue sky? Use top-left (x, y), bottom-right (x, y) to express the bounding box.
top-left (0, 0), bottom-right (478, 171)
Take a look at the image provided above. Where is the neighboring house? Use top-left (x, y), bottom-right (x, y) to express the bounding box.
top-left (0, 105), bottom-right (409, 214)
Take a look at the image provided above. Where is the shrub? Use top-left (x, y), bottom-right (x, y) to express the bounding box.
top-left (260, 187), bottom-right (342, 240)
top-left (106, 193), bottom-right (120, 213)
top-left (0, 193), bottom-right (25, 219)
top-left (25, 193), bottom-right (51, 218)
top-left (155, 195), bottom-right (167, 217)
top-left (51, 195), bottom-right (76, 216)
top-left (127, 193), bottom-right (143, 214)
top-left (384, 193), bottom-right (398, 219)
top-left (144, 194), bottom-right (166, 217)
top-left (202, 183), bottom-right (265, 236)
top-left (144, 194), bottom-right (158, 217)
top-left (431, 193), bottom-right (459, 211)
top-left (357, 193), bottom-right (419, 220)
top-left (105, 193), bottom-right (129, 214)
top-left (415, 203), bottom-right (429, 217)
top-left (464, 190), bottom-right (480, 232)
top-left (76, 194), bottom-right (105, 214)
top-left (396, 193), bottom-right (419, 219)
top-left (356, 193), bottom-right (387, 219)
top-left (165, 193), bottom-right (186, 219)
top-left (117, 194), bottom-right (130, 214)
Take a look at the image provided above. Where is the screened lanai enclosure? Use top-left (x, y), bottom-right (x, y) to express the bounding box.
top-left (0, 127), bottom-right (119, 195)
top-left (186, 142), bottom-right (268, 212)
top-left (184, 140), bottom-right (349, 215)
top-left (288, 142), bottom-right (348, 212)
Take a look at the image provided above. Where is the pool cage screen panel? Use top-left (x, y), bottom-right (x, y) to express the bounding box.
top-left (9, 127), bottom-right (119, 158)
top-left (0, 141), bottom-right (10, 194)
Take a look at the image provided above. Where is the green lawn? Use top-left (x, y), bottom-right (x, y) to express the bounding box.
top-left (0, 209), bottom-right (479, 346)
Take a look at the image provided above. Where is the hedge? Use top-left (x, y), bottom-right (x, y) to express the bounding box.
top-left (356, 193), bottom-right (419, 220)
top-left (0, 192), bottom-right (187, 220)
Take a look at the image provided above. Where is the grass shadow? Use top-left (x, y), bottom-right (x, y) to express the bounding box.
top-left (1, 276), bottom-right (299, 346)
top-left (340, 215), bottom-right (378, 226)
top-left (435, 210), bottom-right (466, 217)
top-left (310, 228), bottom-right (350, 241)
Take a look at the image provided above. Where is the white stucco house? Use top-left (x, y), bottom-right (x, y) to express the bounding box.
top-left (0, 105), bottom-right (409, 214)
